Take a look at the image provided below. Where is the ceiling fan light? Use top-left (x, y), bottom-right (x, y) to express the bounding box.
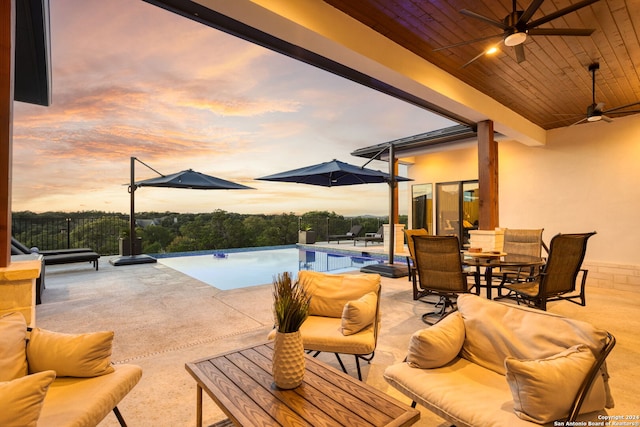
top-left (587, 114), bottom-right (602, 122)
top-left (504, 31), bottom-right (527, 46)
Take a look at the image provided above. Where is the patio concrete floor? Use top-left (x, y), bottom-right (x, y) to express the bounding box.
top-left (35, 246), bottom-right (639, 427)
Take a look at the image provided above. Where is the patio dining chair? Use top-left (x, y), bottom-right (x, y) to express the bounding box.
top-left (495, 228), bottom-right (545, 298)
top-left (404, 228), bottom-right (428, 298)
top-left (504, 232), bottom-right (596, 310)
top-left (413, 235), bottom-right (479, 324)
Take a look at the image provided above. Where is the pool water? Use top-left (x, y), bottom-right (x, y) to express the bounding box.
top-left (157, 247), bottom-right (382, 290)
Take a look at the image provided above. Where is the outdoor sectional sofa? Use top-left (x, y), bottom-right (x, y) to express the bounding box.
top-left (384, 294), bottom-right (615, 426)
top-left (0, 311), bottom-right (142, 427)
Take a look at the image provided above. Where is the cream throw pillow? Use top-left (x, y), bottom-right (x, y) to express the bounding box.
top-left (341, 291), bottom-right (377, 335)
top-left (505, 344), bottom-right (606, 423)
top-left (27, 328), bottom-right (115, 377)
top-left (0, 370), bottom-right (56, 427)
top-left (406, 311), bottom-right (465, 369)
top-left (0, 312), bottom-right (29, 381)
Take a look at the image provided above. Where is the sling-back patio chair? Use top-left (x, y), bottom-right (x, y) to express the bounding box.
top-left (495, 228), bottom-right (545, 298)
top-left (504, 232), bottom-right (596, 310)
top-left (413, 235), bottom-right (479, 324)
top-left (404, 228), bottom-right (429, 298)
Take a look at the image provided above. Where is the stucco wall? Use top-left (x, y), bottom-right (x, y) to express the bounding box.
top-left (406, 114), bottom-right (640, 290)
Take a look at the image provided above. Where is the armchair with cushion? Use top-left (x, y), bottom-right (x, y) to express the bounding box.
top-left (384, 294), bottom-right (615, 426)
top-left (288, 270), bottom-right (381, 380)
top-left (0, 311), bottom-right (142, 427)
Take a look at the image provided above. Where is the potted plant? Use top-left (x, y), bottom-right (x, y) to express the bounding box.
top-left (272, 272), bottom-right (311, 389)
top-left (298, 224), bottom-right (316, 244)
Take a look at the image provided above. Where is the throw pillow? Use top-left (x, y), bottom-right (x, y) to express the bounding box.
top-left (505, 344), bottom-right (606, 423)
top-left (27, 328), bottom-right (115, 377)
top-left (0, 370), bottom-right (56, 427)
top-left (406, 311), bottom-right (465, 369)
top-left (0, 312), bottom-right (29, 381)
top-left (341, 291), bottom-right (377, 335)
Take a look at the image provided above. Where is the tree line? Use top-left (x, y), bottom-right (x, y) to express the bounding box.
top-left (12, 210), bottom-right (406, 255)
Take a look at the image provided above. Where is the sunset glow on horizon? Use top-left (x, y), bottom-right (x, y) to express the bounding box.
top-left (12, 0), bottom-right (454, 217)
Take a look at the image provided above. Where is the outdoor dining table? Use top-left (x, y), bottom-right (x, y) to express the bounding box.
top-left (463, 252), bottom-right (545, 299)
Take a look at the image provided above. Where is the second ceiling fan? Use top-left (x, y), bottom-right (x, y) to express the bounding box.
top-left (436, 0), bottom-right (600, 67)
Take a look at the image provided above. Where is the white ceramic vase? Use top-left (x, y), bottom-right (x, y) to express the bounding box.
top-left (272, 330), bottom-right (305, 389)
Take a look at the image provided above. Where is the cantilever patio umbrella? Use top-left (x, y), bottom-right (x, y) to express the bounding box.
top-left (110, 157), bottom-right (253, 266)
top-left (257, 156), bottom-right (411, 277)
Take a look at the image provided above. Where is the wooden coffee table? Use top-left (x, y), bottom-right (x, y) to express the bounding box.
top-left (186, 342), bottom-right (420, 427)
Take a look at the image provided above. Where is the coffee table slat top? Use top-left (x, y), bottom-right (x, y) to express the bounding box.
top-left (186, 342), bottom-right (419, 427)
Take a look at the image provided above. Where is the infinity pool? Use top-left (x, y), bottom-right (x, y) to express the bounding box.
top-left (156, 247), bottom-right (383, 290)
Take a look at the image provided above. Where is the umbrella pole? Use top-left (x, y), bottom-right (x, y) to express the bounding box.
top-left (129, 156), bottom-right (136, 257)
top-left (110, 157), bottom-right (157, 266)
top-left (388, 143), bottom-right (395, 265)
top-left (359, 143), bottom-right (408, 278)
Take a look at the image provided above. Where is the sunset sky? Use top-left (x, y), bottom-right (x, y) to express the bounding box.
top-left (12, 0), bottom-right (454, 217)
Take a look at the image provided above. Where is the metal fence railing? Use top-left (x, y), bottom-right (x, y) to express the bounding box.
top-left (11, 214), bottom-right (406, 256)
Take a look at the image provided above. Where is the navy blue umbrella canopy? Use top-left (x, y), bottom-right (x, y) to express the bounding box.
top-left (136, 169), bottom-right (253, 190)
top-left (256, 159), bottom-right (410, 187)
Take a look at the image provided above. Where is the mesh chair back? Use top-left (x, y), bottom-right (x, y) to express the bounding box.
top-left (404, 228), bottom-right (428, 261)
top-left (503, 228), bottom-right (543, 261)
top-left (413, 235), bottom-right (468, 293)
top-left (541, 232), bottom-right (596, 295)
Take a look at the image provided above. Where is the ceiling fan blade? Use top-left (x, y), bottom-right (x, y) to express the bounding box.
top-left (595, 102), bottom-right (605, 112)
top-left (603, 101), bottom-right (640, 113)
top-left (527, 28), bottom-right (595, 36)
top-left (460, 9), bottom-right (507, 29)
top-left (518, 0), bottom-right (545, 25)
top-left (606, 110), bottom-right (640, 115)
top-left (527, 0), bottom-right (600, 28)
top-left (515, 44), bottom-right (526, 63)
top-left (461, 50), bottom-right (488, 68)
top-left (602, 115), bottom-right (613, 123)
top-left (433, 33), bottom-right (503, 51)
top-left (570, 117), bottom-right (588, 126)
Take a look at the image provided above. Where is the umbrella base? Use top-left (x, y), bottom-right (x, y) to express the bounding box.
top-left (360, 263), bottom-right (408, 278)
top-left (110, 254), bottom-right (157, 266)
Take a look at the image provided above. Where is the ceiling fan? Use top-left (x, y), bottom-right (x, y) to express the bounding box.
top-left (569, 62), bottom-right (640, 125)
top-left (435, 0), bottom-right (600, 67)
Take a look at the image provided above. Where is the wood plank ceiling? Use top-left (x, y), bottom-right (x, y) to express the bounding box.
top-left (323, 0), bottom-right (640, 129)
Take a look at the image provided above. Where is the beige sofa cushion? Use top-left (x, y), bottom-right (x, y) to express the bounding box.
top-left (407, 311), bottom-right (465, 369)
top-left (457, 294), bottom-right (609, 374)
top-left (505, 344), bottom-right (606, 423)
top-left (0, 312), bottom-right (29, 381)
top-left (0, 370), bottom-right (56, 427)
top-left (27, 328), bottom-right (115, 377)
top-left (300, 316), bottom-right (376, 355)
top-left (38, 364), bottom-right (142, 427)
top-left (341, 291), bottom-right (377, 336)
top-left (299, 271), bottom-right (380, 318)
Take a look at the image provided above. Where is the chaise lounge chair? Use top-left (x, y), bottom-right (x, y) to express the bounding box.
top-left (327, 225), bottom-right (363, 243)
top-left (354, 226), bottom-right (384, 246)
top-left (11, 237), bottom-right (100, 271)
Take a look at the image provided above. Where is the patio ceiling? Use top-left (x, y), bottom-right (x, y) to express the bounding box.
top-left (322, 0), bottom-right (640, 130)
